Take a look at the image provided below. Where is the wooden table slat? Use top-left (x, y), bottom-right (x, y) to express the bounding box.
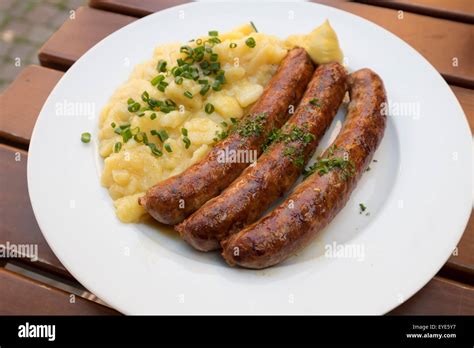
top-left (358, 0), bottom-right (474, 24)
top-left (390, 277), bottom-right (474, 315)
top-left (38, 6), bottom-right (135, 71)
top-left (89, 0), bottom-right (189, 17)
top-left (0, 66), bottom-right (64, 147)
top-left (0, 143), bottom-right (71, 277)
top-left (0, 268), bottom-right (120, 315)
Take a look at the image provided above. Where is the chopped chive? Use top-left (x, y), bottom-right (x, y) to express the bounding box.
top-left (147, 143), bottom-right (162, 157)
top-left (134, 132), bottom-right (148, 144)
top-left (128, 102), bottom-right (140, 112)
top-left (157, 59), bottom-right (167, 72)
top-left (175, 76), bottom-right (184, 85)
top-left (208, 30), bottom-right (218, 37)
top-left (164, 143), bottom-right (172, 153)
top-left (141, 91), bottom-right (149, 102)
top-left (81, 132), bottom-right (91, 143)
top-left (199, 61), bottom-right (209, 69)
top-left (250, 21), bottom-right (258, 32)
top-left (127, 97), bottom-right (134, 105)
top-left (205, 103), bottom-right (214, 114)
top-left (209, 62), bottom-right (220, 71)
top-left (150, 113), bottom-right (157, 120)
top-left (198, 79), bottom-right (208, 85)
top-left (171, 66), bottom-right (182, 77)
top-left (245, 37), bottom-right (256, 48)
top-left (114, 142), bottom-right (122, 153)
top-left (200, 84), bottom-right (210, 95)
top-left (212, 80), bottom-right (222, 91)
top-left (147, 98), bottom-right (160, 108)
top-left (180, 45), bottom-right (193, 55)
top-left (165, 99), bottom-right (176, 107)
top-left (177, 58), bottom-right (185, 66)
top-left (157, 81), bottom-right (169, 92)
top-left (184, 91), bottom-right (193, 99)
top-left (151, 75), bottom-right (165, 86)
top-left (230, 117), bottom-right (238, 124)
top-left (155, 129), bottom-right (169, 142)
top-left (110, 122), bottom-right (116, 128)
top-left (121, 128), bottom-right (133, 142)
top-left (183, 136), bottom-right (191, 149)
top-left (196, 38), bottom-right (203, 45)
top-left (181, 128), bottom-right (188, 136)
top-left (229, 43), bottom-right (237, 48)
top-left (216, 73), bottom-right (226, 84)
top-left (309, 98), bottom-right (320, 106)
top-left (210, 53), bottom-right (218, 62)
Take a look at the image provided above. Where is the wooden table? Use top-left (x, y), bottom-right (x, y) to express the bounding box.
top-left (1, 0), bottom-right (473, 315)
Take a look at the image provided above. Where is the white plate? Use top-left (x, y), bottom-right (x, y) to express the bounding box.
top-left (28, 1), bottom-right (472, 314)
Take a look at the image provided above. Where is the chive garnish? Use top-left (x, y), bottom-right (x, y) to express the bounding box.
top-left (205, 103), bottom-right (214, 114)
top-left (212, 80), bottom-right (222, 91)
top-left (250, 21), bottom-right (258, 32)
top-left (157, 81), bottom-right (169, 92)
top-left (157, 59), bottom-right (167, 72)
top-left (154, 129), bottom-right (169, 142)
top-left (183, 136), bottom-right (191, 149)
top-left (229, 43), bottom-right (237, 48)
top-left (164, 143), bottom-right (172, 152)
top-left (128, 102), bottom-right (140, 112)
top-left (147, 143), bottom-right (162, 157)
top-left (81, 132), bottom-right (91, 143)
top-left (200, 84), bottom-right (210, 95)
top-left (184, 91), bottom-right (193, 99)
top-left (151, 75), bottom-right (165, 86)
top-left (245, 37), bottom-right (256, 48)
top-left (114, 142), bottom-right (122, 153)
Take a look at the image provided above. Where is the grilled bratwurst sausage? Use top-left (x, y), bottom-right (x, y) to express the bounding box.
top-left (221, 68), bottom-right (387, 269)
top-left (139, 48), bottom-right (314, 225)
top-left (177, 63), bottom-right (347, 251)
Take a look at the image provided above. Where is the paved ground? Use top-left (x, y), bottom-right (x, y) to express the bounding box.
top-left (0, 0), bottom-right (85, 91)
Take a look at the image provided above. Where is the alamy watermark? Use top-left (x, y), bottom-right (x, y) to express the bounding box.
top-left (55, 99), bottom-right (96, 119)
top-left (216, 148), bottom-right (258, 165)
top-left (0, 242), bottom-right (38, 261)
top-left (381, 99), bottom-right (421, 120)
top-left (324, 241), bottom-right (365, 262)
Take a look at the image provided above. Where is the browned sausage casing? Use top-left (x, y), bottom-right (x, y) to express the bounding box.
top-left (221, 68), bottom-right (387, 269)
top-left (176, 63), bottom-right (347, 251)
top-left (139, 48), bottom-right (314, 225)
